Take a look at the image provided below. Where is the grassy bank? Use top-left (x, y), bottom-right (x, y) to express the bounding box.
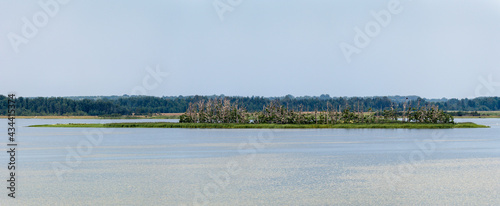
top-left (451, 111), bottom-right (500, 119)
top-left (29, 122), bottom-right (489, 129)
top-left (0, 113), bottom-right (182, 119)
top-left (0, 115), bottom-right (100, 119)
top-left (6, 111), bottom-right (500, 119)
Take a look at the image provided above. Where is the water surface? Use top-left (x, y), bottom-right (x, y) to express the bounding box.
top-left (1, 118), bottom-right (499, 205)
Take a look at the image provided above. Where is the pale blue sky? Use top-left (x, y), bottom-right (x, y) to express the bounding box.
top-left (1, 0), bottom-right (499, 98)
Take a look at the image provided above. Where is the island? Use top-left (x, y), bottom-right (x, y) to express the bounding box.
top-left (30, 99), bottom-right (489, 129)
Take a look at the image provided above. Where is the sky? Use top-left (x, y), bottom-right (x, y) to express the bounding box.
top-left (1, 0), bottom-right (500, 99)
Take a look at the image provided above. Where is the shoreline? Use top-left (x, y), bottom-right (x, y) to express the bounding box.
top-left (2, 111), bottom-right (499, 120)
top-left (29, 122), bottom-right (489, 129)
top-left (0, 114), bottom-right (182, 119)
top-left (453, 116), bottom-right (500, 119)
top-left (0, 115), bottom-right (100, 119)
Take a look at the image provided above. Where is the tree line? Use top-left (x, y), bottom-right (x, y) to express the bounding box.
top-left (0, 95), bottom-right (498, 116)
top-left (180, 99), bottom-right (454, 124)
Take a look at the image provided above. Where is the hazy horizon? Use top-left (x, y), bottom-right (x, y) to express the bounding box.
top-left (12, 94), bottom-right (495, 101)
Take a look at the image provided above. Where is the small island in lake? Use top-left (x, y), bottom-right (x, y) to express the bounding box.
top-left (30, 98), bottom-right (489, 129)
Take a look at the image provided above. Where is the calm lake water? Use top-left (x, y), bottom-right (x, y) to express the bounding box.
top-left (1, 118), bottom-right (499, 205)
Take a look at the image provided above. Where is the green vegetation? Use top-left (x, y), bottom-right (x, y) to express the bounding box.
top-left (29, 122), bottom-right (488, 129)
top-left (180, 99), bottom-right (249, 123)
top-left (95, 114), bottom-right (181, 119)
top-left (1, 95), bottom-right (500, 117)
top-left (449, 111), bottom-right (500, 118)
top-left (23, 96), bottom-right (493, 129)
top-left (27, 99), bottom-right (485, 129)
top-left (180, 99), bottom-right (454, 124)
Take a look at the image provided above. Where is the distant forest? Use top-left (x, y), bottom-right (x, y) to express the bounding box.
top-left (0, 95), bottom-right (499, 116)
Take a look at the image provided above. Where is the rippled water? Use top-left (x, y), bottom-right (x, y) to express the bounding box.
top-left (1, 118), bottom-right (499, 205)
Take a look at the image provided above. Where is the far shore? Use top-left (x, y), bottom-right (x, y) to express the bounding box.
top-left (2, 111), bottom-right (500, 120)
top-left (0, 115), bottom-right (100, 119)
top-left (29, 122), bottom-right (489, 129)
top-left (0, 113), bottom-right (183, 119)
